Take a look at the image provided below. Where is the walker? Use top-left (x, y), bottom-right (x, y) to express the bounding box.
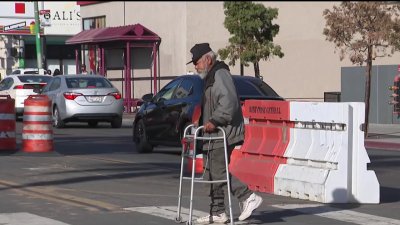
top-left (175, 124), bottom-right (234, 225)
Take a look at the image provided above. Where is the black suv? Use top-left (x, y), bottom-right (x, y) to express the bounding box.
top-left (133, 75), bottom-right (283, 153)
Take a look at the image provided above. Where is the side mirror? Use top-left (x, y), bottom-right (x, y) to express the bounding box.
top-left (136, 100), bottom-right (144, 107)
top-left (141, 93), bottom-right (153, 102)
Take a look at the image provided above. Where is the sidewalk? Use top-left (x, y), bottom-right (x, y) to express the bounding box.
top-left (366, 123), bottom-right (400, 151)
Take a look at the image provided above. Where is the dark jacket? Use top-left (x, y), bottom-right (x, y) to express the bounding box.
top-left (201, 61), bottom-right (244, 150)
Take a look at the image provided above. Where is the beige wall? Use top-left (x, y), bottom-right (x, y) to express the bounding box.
top-left (81, 1), bottom-right (400, 100)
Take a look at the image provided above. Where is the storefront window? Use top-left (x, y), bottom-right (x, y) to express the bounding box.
top-left (81, 16), bottom-right (105, 74)
top-left (82, 16), bottom-right (106, 30)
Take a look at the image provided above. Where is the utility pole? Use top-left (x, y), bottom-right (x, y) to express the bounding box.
top-left (34, 1), bottom-right (42, 69)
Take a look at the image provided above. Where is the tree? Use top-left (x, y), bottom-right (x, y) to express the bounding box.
top-left (323, 2), bottom-right (400, 138)
top-left (218, 1), bottom-right (284, 78)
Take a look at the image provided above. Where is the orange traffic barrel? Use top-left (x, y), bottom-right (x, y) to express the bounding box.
top-left (22, 95), bottom-right (53, 152)
top-left (186, 141), bottom-right (204, 174)
top-left (0, 95), bottom-right (16, 151)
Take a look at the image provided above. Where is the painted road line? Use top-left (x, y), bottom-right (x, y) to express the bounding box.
top-left (124, 206), bottom-right (248, 224)
top-left (0, 179), bottom-right (119, 212)
top-left (124, 206), bottom-right (207, 220)
top-left (272, 204), bottom-right (400, 225)
top-left (0, 212), bottom-right (70, 225)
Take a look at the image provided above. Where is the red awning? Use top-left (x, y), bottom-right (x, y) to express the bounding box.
top-left (66, 23), bottom-right (161, 45)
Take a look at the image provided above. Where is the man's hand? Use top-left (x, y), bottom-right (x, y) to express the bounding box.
top-left (204, 121), bottom-right (216, 133)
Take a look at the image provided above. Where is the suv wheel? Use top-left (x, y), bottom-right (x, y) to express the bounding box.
top-left (133, 120), bottom-right (153, 153)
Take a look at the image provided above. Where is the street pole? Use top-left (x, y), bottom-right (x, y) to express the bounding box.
top-left (34, 1), bottom-right (42, 69)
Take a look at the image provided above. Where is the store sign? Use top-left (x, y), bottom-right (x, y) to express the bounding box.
top-left (43, 2), bottom-right (81, 35)
top-left (40, 10), bottom-right (51, 27)
top-left (3, 21), bottom-right (26, 32)
top-left (0, 2), bottom-right (35, 35)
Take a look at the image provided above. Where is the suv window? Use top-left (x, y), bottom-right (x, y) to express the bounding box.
top-left (11, 70), bottom-right (20, 75)
top-left (234, 78), bottom-right (279, 97)
top-left (154, 78), bottom-right (182, 102)
top-left (17, 75), bottom-right (52, 83)
top-left (0, 78), bottom-right (14, 90)
top-left (175, 78), bottom-right (193, 99)
top-left (10, 69), bottom-right (45, 75)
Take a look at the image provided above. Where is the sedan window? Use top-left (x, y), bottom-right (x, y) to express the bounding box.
top-left (49, 78), bottom-right (61, 91)
top-left (66, 77), bottom-right (112, 89)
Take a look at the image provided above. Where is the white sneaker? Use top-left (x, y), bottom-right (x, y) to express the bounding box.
top-left (238, 193), bottom-right (263, 221)
top-left (196, 212), bottom-right (228, 224)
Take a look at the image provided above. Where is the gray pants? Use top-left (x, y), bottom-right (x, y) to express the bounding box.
top-left (203, 144), bottom-right (252, 215)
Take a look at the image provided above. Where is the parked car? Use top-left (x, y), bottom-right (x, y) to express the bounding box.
top-left (0, 74), bottom-right (52, 116)
top-left (132, 74), bottom-right (284, 153)
top-left (8, 68), bottom-right (47, 75)
top-left (40, 74), bottom-right (124, 128)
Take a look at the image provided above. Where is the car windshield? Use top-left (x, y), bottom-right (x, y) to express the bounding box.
top-left (66, 77), bottom-right (113, 89)
top-left (17, 75), bottom-right (52, 83)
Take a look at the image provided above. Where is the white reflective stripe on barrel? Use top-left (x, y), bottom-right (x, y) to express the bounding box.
top-left (23, 115), bottom-right (52, 122)
top-left (22, 133), bottom-right (53, 140)
top-left (0, 131), bottom-right (16, 138)
top-left (0, 113), bottom-right (16, 120)
top-left (23, 124), bottom-right (53, 131)
top-left (24, 105), bottom-right (51, 113)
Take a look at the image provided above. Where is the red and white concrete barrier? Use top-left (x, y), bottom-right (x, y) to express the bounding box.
top-left (230, 100), bottom-right (379, 203)
top-left (0, 95), bottom-right (16, 151)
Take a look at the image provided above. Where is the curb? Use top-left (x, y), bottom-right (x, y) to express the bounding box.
top-left (365, 140), bottom-right (400, 151)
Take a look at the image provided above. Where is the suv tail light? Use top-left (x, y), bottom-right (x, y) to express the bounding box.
top-left (13, 85), bottom-right (24, 89)
top-left (63, 92), bottom-right (82, 100)
top-left (108, 92), bottom-right (122, 99)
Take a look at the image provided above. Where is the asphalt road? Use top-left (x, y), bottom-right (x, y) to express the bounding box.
top-left (0, 121), bottom-right (398, 225)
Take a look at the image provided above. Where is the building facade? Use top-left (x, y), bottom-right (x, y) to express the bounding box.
top-left (0, 1), bottom-right (81, 77)
top-left (78, 1), bottom-right (400, 101)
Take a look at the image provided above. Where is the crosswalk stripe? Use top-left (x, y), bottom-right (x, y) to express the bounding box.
top-left (124, 206), bottom-right (207, 220)
top-left (124, 206), bottom-right (253, 224)
top-left (0, 212), bottom-right (70, 225)
top-left (125, 205), bottom-right (400, 225)
top-left (271, 204), bottom-right (400, 225)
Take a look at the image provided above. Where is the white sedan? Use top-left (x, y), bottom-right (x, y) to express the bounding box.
top-left (0, 74), bottom-right (52, 116)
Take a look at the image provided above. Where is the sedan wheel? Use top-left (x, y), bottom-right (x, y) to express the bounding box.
top-left (134, 120), bottom-right (153, 153)
top-left (53, 107), bottom-right (65, 128)
top-left (88, 121), bottom-right (98, 127)
top-left (111, 116), bottom-right (122, 128)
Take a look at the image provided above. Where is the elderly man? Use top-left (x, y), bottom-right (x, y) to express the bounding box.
top-left (187, 43), bottom-right (263, 224)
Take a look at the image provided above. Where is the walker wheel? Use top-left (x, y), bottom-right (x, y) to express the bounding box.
top-left (174, 216), bottom-right (183, 223)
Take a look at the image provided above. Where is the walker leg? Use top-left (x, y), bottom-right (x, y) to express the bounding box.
top-left (175, 147), bottom-right (186, 223)
top-left (188, 153), bottom-right (196, 225)
top-left (224, 140), bottom-right (234, 224)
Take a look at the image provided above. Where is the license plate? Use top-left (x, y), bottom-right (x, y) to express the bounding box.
top-left (87, 96), bottom-right (103, 103)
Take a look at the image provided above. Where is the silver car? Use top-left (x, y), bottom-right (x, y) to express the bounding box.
top-left (41, 74), bottom-right (124, 128)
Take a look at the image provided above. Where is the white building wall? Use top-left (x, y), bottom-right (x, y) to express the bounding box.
top-left (80, 1), bottom-right (400, 100)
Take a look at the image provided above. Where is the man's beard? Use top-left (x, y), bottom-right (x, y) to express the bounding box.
top-left (198, 65), bottom-right (209, 79)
